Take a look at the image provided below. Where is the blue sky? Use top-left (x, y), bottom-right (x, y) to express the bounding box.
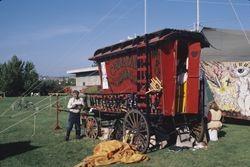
top-left (0, 0), bottom-right (249, 76)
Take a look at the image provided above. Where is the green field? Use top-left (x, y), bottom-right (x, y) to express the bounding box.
top-left (0, 96), bottom-right (250, 167)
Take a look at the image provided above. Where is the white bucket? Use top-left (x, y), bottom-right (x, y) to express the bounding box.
top-left (209, 129), bottom-right (218, 141)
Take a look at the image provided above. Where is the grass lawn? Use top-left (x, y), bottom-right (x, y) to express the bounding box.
top-left (0, 96), bottom-right (250, 167)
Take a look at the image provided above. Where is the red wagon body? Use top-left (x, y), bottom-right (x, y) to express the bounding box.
top-left (84, 28), bottom-right (209, 152)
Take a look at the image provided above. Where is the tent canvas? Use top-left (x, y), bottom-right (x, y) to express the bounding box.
top-left (201, 27), bottom-right (250, 61)
top-left (201, 27), bottom-right (250, 120)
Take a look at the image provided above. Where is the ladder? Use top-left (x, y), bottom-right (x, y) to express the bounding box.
top-left (136, 49), bottom-right (148, 109)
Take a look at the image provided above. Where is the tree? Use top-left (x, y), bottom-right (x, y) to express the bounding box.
top-left (60, 77), bottom-right (76, 86)
top-left (68, 78), bottom-right (76, 86)
top-left (38, 80), bottom-right (64, 96)
top-left (0, 63), bottom-right (8, 93)
top-left (23, 61), bottom-right (39, 92)
top-left (0, 55), bottom-right (39, 96)
top-left (2, 56), bottom-right (24, 96)
top-left (0, 64), bottom-right (4, 89)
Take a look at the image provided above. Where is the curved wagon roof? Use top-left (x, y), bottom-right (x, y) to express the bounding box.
top-left (89, 28), bottom-right (210, 61)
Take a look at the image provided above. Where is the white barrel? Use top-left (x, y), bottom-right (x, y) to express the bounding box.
top-left (208, 129), bottom-right (218, 141)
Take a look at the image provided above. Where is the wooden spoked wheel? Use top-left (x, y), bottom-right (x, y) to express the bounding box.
top-left (123, 110), bottom-right (150, 153)
top-left (85, 116), bottom-right (99, 139)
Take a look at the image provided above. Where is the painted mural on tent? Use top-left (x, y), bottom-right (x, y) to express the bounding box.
top-left (201, 61), bottom-right (250, 117)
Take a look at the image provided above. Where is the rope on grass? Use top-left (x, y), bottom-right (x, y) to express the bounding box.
top-left (10, 110), bottom-right (31, 118)
top-left (1, 70), bottom-right (97, 133)
top-left (0, 99), bottom-right (59, 135)
top-left (0, 108), bottom-right (10, 117)
top-left (0, 112), bottom-right (37, 135)
top-left (31, 114), bottom-right (37, 137)
top-left (0, 80), bottom-right (41, 117)
top-left (7, 95), bottom-right (66, 118)
top-left (0, 95), bottom-right (50, 118)
top-left (10, 96), bottom-right (52, 118)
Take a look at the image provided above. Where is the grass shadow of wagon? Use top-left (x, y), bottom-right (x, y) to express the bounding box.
top-left (0, 141), bottom-right (40, 160)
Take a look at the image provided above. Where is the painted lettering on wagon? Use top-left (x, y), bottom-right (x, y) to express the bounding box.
top-left (110, 56), bottom-right (137, 76)
top-left (109, 69), bottom-right (137, 86)
top-left (109, 55), bottom-right (137, 86)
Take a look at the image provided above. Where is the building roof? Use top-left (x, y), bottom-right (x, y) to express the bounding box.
top-left (89, 28), bottom-right (210, 61)
top-left (67, 66), bottom-right (98, 74)
top-left (201, 27), bottom-right (250, 61)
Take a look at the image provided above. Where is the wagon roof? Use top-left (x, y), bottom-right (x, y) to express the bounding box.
top-left (89, 28), bottom-right (210, 61)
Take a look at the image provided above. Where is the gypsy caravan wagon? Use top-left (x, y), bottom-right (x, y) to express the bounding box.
top-left (82, 28), bottom-right (210, 153)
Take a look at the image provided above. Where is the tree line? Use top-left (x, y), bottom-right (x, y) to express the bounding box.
top-left (0, 55), bottom-right (75, 96)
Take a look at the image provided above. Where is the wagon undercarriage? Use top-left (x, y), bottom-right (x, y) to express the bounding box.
top-left (82, 101), bottom-right (205, 153)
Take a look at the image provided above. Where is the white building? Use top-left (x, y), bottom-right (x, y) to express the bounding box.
top-left (66, 66), bottom-right (100, 91)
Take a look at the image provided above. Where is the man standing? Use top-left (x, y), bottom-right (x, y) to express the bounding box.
top-left (65, 90), bottom-right (84, 141)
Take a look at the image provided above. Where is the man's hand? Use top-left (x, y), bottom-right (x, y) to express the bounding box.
top-left (76, 104), bottom-right (83, 109)
top-left (71, 104), bottom-right (78, 109)
top-left (72, 104), bottom-right (83, 109)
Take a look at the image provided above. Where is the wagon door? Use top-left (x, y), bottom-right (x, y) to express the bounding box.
top-left (161, 41), bottom-right (177, 116)
top-left (185, 42), bottom-right (201, 114)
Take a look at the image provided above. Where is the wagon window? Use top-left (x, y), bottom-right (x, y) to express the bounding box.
top-left (177, 41), bottom-right (188, 75)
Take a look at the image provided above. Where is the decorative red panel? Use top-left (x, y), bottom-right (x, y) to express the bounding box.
top-left (186, 42), bottom-right (201, 114)
top-left (101, 54), bottom-right (138, 93)
top-left (160, 41), bottom-right (177, 116)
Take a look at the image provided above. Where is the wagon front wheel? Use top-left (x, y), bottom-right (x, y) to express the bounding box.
top-left (85, 116), bottom-right (99, 139)
top-left (123, 110), bottom-right (150, 153)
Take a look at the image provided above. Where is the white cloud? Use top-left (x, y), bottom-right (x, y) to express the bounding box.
top-left (0, 25), bottom-right (91, 47)
top-left (28, 25), bottom-right (91, 40)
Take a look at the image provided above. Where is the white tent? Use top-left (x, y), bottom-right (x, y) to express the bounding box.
top-left (201, 27), bottom-right (250, 61)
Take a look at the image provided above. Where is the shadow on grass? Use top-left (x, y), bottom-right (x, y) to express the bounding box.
top-left (218, 130), bottom-right (226, 138)
top-left (0, 141), bottom-right (40, 160)
top-left (224, 117), bottom-right (250, 126)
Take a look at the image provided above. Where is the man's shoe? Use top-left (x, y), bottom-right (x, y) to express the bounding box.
top-left (65, 136), bottom-right (69, 141)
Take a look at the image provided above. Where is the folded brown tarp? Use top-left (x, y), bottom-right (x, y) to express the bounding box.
top-left (74, 140), bottom-right (149, 167)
